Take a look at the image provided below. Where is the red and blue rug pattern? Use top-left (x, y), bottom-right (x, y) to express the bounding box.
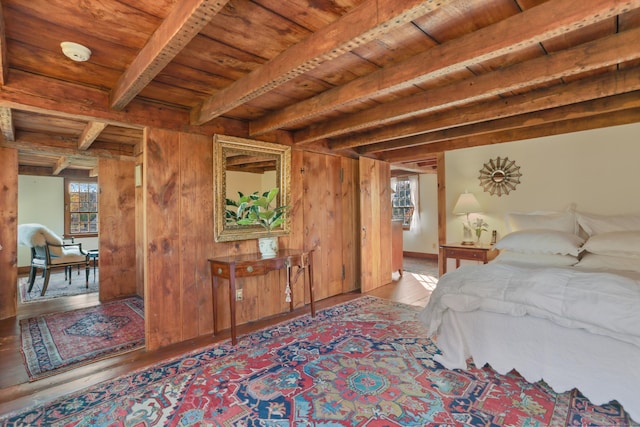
top-left (19, 296), bottom-right (144, 381)
top-left (4, 296), bottom-right (637, 426)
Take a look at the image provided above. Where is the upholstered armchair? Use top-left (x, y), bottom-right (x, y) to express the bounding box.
top-left (17, 224), bottom-right (89, 296)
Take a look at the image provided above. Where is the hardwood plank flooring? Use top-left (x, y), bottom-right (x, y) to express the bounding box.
top-left (0, 262), bottom-right (436, 416)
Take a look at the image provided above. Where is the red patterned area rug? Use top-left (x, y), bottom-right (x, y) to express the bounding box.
top-left (19, 296), bottom-right (144, 381)
top-left (4, 296), bottom-right (637, 426)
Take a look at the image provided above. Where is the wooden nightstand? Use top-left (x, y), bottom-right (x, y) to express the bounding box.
top-left (439, 243), bottom-right (498, 275)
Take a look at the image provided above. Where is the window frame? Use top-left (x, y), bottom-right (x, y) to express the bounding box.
top-left (392, 176), bottom-right (416, 230)
top-left (64, 178), bottom-right (99, 238)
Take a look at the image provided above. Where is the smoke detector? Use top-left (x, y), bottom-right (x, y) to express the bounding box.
top-left (60, 42), bottom-right (92, 62)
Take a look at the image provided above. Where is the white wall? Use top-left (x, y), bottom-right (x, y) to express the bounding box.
top-left (445, 122), bottom-right (640, 244)
top-left (226, 170), bottom-right (277, 201)
top-left (17, 175), bottom-right (98, 267)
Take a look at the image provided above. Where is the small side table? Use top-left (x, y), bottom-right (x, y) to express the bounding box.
top-left (439, 243), bottom-right (498, 275)
top-left (209, 249), bottom-right (314, 345)
top-left (87, 250), bottom-right (99, 281)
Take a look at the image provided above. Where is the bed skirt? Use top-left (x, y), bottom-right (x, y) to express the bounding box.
top-left (434, 310), bottom-right (640, 422)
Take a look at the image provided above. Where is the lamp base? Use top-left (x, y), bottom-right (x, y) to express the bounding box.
top-left (461, 223), bottom-right (475, 245)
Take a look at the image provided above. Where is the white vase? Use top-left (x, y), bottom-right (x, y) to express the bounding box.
top-left (258, 236), bottom-right (278, 257)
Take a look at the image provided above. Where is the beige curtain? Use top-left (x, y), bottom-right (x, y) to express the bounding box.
top-left (408, 175), bottom-right (420, 231)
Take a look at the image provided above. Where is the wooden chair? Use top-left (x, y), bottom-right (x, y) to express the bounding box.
top-left (18, 224), bottom-right (89, 296)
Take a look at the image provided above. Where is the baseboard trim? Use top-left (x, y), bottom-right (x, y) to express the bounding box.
top-left (403, 251), bottom-right (438, 261)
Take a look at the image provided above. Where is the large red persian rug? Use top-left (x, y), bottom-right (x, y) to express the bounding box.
top-left (5, 296), bottom-right (637, 426)
top-left (19, 296), bottom-right (144, 381)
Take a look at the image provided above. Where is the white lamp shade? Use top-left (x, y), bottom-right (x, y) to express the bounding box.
top-left (453, 192), bottom-right (481, 214)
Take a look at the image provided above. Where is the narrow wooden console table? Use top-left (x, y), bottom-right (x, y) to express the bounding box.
top-left (208, 249), bottom-right (315, 345)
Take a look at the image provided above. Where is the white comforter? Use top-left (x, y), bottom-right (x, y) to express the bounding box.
top-left (420, 263), bottom-right (640, 348)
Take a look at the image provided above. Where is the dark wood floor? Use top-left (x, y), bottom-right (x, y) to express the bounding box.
top-left (0, 266), bottom-right (435, 416)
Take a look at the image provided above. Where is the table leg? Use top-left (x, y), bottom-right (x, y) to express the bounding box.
top-left (308, 255), bottom-right (315, 318)
top-left (286, 266), bottom-right (294, 312)
top-left (85, 261), bottom-right (89, 288)
top-left (229, 266), bottom-right (237, 345)
top-left (211, 275), bottom-right (218, 336)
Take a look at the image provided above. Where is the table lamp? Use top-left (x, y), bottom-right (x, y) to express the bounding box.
top-left (452, 191), bottom-right (481, 245)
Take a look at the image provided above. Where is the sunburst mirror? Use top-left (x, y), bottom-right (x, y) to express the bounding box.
top-left (478, 157), bottom-right (522, 196)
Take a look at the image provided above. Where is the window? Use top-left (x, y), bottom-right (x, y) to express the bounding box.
top-left (392, 177), bottom-right (416, 230)
top-left (65, 179), bottom-right (98, 237)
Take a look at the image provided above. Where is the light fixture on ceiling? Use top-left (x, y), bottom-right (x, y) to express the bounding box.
top-left (60, 42), bottom-right (92, 62)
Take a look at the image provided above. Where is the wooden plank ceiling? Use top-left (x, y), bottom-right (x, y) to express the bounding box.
top-left (0, 0), bottom-right (639, 177)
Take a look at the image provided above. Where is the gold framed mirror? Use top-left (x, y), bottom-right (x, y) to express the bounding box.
top-left (213, 134), bottom-right (291, 242)
top-left (478, 156), bottom-right (522, 196)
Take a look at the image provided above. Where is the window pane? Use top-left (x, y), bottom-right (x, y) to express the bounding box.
top-left (392, 178), bottom-right (415, 229)
top-left (67, 180), bottom-right (99, 235)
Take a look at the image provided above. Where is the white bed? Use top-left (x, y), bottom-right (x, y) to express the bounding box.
top-left (420, 210), bottom-right (640, 422)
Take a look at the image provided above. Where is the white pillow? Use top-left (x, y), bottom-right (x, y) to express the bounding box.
top-left (583, 231), bottom-right (640, 258)
top-left (493, 251), bottom-right (578, 267)
top-left (495, 230), bottom-right (585, 256)
top-left (576, 212), bottom-right (640, 236)
top-left (505, 211), bottom-right (577, 234)
top-left (574, 253), bottom-right (640, 273)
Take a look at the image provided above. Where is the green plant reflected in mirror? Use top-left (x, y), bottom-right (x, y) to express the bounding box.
top-left (213, 134), bottom-right (291, 242)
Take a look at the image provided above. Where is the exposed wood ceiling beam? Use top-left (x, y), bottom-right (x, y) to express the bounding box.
top-left (0, 70), bottom-right (248, 137)
top-left (53, 156), bottom-right (71, 175)
top-left (331, 66), bottom-right (640, 151)
top-left (226, 155), bottom-right (276, 166)
top-left (0, 2), bottom-right (7, 86)
top-left (360, 91), bottom-right (640, 155)
top-left (253, 0), bottom-right (638, 138)
top-left (18, 165), bottom-right (93, 178)
top-left (191, 0), bottom-right (455, 125)
top-left (0, 106), bottom-right (14, 141)
top-left (227, 162), bottom-right (277, 173)
top-left (390, 163), bottom-right (436, 175)
top-left (1, 132), bottom-right (136, 161)
top-left (381, 108), bottom-right (640, 163)
top-left (110, 0), bottom-right (230, 110)
top-left (78, 121), bottom-right (108, 150)
top-left (302, 24), bottom-right (640, 146)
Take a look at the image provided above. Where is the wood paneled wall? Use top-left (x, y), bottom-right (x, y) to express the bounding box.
top-left (135, 157), bottom-right (144, 297)
top-left (0, 129), bottom-right (365, 335)
top-left (359, 157), bottom-right (392, 292)
top-left (341, 157), bottom-right (360, 293)
top-left (0, 147), bottom-right (18, 320)
top-left (302, 151), bottom-right (344, 300)
top-left (437, 152), bottom-right (447, 276)
top-left (144, 128), bottom-right (195, 350)
top-left (98, 157), bottom-right (137, 301)
top-left (142, 129), bottom-right (361, 351)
